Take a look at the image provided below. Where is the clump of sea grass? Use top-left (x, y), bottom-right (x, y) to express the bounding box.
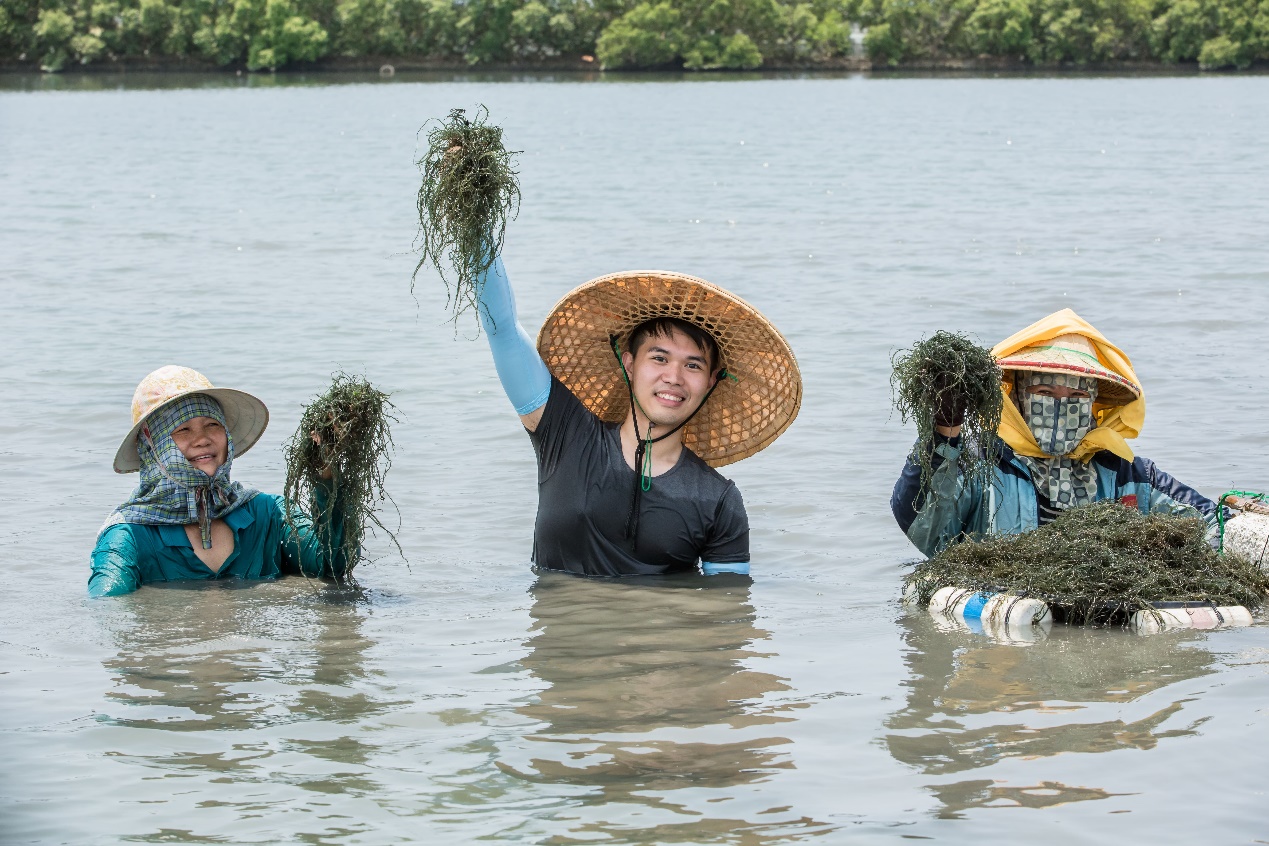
top-left (412, 106), bottom-right (521, 329)
top-left (905, 501), bottom-right (1269, 625)
top-left (891, 331), bottom-right (1004, 503)
top-left (283, 374), bottom-right (401, 581)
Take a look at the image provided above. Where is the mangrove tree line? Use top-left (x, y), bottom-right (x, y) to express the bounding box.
top-left (3, 0), bottom-right (1265, 72)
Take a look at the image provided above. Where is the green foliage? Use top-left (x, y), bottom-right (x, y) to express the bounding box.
top-left (246, 0), bottom-right (329, 70)
top-left (597, 0), bottom-right (857, 69)
top-left (854, 0), bottom-right (989, 63)
top-left (962, 0), bottom-right (1034, 57)
top-left (1151, 0), bottom-right (1211, 60)
top-left (3, 0), bottom-right (1265, 71)
top-left (1199, 32), bottom-right (1239, 63)
top-left (863, 20), bottom-right (901, 61)
top-left (596, 2), bottom-right (682, 68)
top-left (34, 8), bottom-right (76, 70)
top-left (333, 0), bottom-right (462, 58)
top-left (1029, 0), bottom-right (1155, 63)
top-left (688, 30), bottom-right (764, 68)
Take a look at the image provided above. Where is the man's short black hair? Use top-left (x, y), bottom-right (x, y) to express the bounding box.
top-left (627, 316), bottom-right (722, 374)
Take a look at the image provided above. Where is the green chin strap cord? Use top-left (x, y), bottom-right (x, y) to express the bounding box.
top-left (610, 335), bottom-right (731, 548)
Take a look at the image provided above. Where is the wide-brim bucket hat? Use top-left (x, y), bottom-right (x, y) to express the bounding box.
top-left (535, 271), bottom-right (802, 468)
top-left (996, 332), bottom-right (1141, 405)
top-left (113, 365), bottom-right (270, 473)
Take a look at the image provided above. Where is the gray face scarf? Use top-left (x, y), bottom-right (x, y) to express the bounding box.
top-left (1015, 372), bottom-right (1100, 510)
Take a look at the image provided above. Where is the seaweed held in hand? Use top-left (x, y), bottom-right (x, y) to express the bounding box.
top-left (904, 501), bottom-right (1269, 625)
top-left (413, 106), bottom-right (521, 329)
top-left (283, 374), bottom-right (401, 580)
top-left (891, 331), bottom-right (1004, 501)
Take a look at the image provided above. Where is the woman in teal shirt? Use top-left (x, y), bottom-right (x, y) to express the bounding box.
top-left (89, 366), bottom-right (349, 597)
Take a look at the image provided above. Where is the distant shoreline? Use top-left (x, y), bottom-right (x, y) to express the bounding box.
top-left (3, 55), bottom-right (1265, 76)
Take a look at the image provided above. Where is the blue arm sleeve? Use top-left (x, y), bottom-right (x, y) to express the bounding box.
top-left (702, 562), bottom-right (751, 575)
top-left (478, 256), bottom-right (551, 416)
top-left (88, 525), bottom-right (142, 597)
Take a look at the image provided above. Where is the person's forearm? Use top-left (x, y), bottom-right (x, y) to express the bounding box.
top-left (278, 486), bottom-right (351, 580)
top-left (894, 437), bottom-right (970, 556)
top-left (478, 256), bottom-right (551, 415)
top-left (88, 531), bottom-right (141, 597)
top-left (88, 572), bottom-right (137, 597)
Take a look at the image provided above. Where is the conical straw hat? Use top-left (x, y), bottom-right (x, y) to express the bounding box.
top-left (113, 365), bottom-right (270, 473)
top-left (997, 333), bottom-right (1141, 404)
top-left (535, 271), bottom-right (801, 468)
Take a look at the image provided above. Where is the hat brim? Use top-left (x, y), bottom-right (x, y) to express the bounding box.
top-left (113, 388), bottom-right (270, 473)
top-left (998, 359), bottom-right (1141, 405)
top-left (535, 271), bottom-right (802, 468)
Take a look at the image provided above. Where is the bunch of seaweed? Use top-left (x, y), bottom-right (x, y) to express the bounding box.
top-left (283, 373), bottom-right (401, 580)
top-left (890, 331), bottom-right (1004, 501)
top-left (412, 106), bottom-right (521, 329)
top-left (904, 501), bottom-right (1269, 625)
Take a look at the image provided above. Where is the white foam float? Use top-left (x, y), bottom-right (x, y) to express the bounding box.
top-left (1130, 603), bottom-right (1255, 634)
top-left (926, 585), bottom-right (1053, 642)
top-left (1221, 507), bottom-right (1269, 570)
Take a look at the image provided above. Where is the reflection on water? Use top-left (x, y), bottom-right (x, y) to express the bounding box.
top-left (887, 612), bottom-right (1217, 818)
top-left (517, 573), bottom-right (792, 733)
top-left (928, 779), bottom-right (1130, 818)
top-left (103, 580), bottom-right (378, 731)
top-left (495, 573), bottom-right (825, 842)
top-left (97, 579), bottom-right (392, 820)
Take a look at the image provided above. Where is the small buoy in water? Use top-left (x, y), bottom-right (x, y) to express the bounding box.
top-left (1130, 603), bottom-right (1254, 634)
top-left (379, 64), bottom-right (395, 77)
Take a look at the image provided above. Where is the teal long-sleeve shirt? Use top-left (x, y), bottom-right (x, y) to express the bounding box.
top-left (88, 487), bottom-right (350, 597)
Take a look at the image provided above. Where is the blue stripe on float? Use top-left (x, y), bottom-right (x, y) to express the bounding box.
top-left (961, 592), bottom-right (993, 620)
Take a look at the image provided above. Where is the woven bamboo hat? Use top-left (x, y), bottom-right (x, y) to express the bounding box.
top-left (535, 271), bottom-right (801, 468)
top-left (113, 365), bottom-right (270, 473)
top-left (997, 333), bottom-right (1141, 404)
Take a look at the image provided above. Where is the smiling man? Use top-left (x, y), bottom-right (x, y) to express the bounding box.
top-left (476, 258), bottom-right (801, 577)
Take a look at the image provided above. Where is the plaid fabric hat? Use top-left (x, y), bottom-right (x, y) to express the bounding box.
top-left (99, 394), bottom-right (259, 545)
top-left (113, 365), bottom-right (269, 473)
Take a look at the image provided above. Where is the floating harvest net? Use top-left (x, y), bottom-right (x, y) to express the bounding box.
top-left (283, 373), bottom-right (401, 580)
top-left (413, 106), bottom-right (521, 331)
top-left (890, 331), bottom-right (1003, 508)
top-left (904, 501), bottom-right (1269, 626)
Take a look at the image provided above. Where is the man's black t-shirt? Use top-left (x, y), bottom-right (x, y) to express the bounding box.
top-left (527, 378), bottom-right (750, 576)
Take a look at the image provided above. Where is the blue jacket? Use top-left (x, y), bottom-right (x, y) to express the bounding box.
top-left (891, 435), bottom-right (1218, 558)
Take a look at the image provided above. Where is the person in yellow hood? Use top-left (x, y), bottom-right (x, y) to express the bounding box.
top-left (891, 309), bottom-right (1218, 557)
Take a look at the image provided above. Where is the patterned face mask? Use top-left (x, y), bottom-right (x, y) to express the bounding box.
top-left (1019, 372), bottom-right (1099, 457)
top-left (1015, 372), bottom-right (1102, 514)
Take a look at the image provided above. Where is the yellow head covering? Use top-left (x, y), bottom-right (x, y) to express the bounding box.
top-left (991, 309), bottom-right (1145, 464)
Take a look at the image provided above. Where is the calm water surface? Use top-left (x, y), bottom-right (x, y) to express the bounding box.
top-left (2, 72), bottom-right (1268, 844)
